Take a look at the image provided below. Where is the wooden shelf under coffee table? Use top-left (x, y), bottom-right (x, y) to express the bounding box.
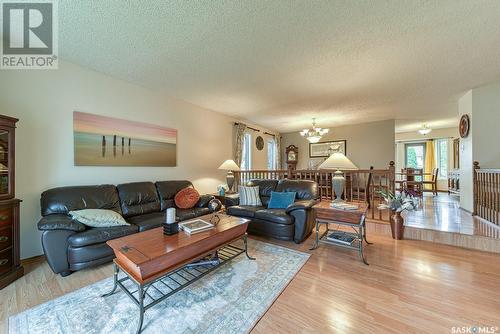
top-left (103, 214), bottom-right (254, 334)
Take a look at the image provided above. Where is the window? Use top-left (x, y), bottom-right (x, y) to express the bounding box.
top-left (241, 133), bottom-right (252, 170)
top-left (267, 138), bottom-right (277, 170)
top-left (435, 139), bottom-right (448, 179)
top-left (405, 143), bottom-right (426, 169)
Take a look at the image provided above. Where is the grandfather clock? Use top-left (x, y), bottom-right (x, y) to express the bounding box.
top-left (285, 145), bottom-right (298, 171)
top-left (0, 115), bottom-right (23, 289)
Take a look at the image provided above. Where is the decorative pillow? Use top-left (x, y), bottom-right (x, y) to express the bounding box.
top-left (174, 187), bottom-right (200, 209)
top-left (268, 191), bottom-right (297, 209)
top-left (69, 209), bottom-right (129, 228)
top-left (239, 186), bottom-right (262, 206)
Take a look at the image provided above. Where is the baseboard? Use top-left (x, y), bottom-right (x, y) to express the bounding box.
top-left (20, 254), bottom-right (46, 266)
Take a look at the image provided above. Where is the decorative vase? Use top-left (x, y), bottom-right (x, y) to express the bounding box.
top-left (390, 211), bottom-right (405, 240)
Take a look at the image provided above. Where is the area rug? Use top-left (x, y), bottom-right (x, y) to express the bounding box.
top-left (9, 240), bottom-right (309, 334)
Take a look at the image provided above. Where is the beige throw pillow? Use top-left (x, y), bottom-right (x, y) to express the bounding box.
top-left (69, 209), bottom-right (129, 228)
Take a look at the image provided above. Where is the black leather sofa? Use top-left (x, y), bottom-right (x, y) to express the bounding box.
top-left (37, 180), bottom-right (215, 277)
top-left (226, 179), bottom-right (318, 243)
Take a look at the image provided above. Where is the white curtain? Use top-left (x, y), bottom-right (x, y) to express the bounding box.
top-left (234, 123), bottom-right (247, 167)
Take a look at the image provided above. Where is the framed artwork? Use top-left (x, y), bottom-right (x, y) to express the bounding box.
top-left (309, 140), bottom-right (346, 158)
top-left (308, 157), bottom-right (326, 170)
top-left (73, 111), bottom-right (177, 166)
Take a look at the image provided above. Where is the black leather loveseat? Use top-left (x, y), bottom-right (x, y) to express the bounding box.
top-left (37, 181), bottom-right (215, 277)
top-left (226, 179), bottom-right (318, 243)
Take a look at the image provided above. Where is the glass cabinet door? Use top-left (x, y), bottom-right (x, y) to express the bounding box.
top-left (0, 128), bottom-right (11, 197)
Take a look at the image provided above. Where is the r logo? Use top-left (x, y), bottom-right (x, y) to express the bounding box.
top-left (2, 2), bottom-right (53, 55)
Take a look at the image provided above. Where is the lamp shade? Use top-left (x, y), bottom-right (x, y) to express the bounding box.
top-left (318, 152), bottom-right (358, 170)
top-left (218, 159), bottom-right (240, 171)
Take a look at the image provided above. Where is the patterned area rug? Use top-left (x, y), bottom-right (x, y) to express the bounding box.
top-left (9, 240), bottom-right (309, 334)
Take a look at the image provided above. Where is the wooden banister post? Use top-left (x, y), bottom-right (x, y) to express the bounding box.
top-left (389, 161), bottom-right (395, 192)
top-left (473, 161), bottom-right (480, 215)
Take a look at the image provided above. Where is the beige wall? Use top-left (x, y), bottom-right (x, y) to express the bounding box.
top-left (281, 120), bottom-right (395, 170)
top-left (0, 61), bottom-right (274, 259)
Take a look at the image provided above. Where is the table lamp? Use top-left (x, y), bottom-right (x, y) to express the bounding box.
top-left (318, 152), bottom-right (358, 201)
top-left (218, 159), bottom-right (240, 193)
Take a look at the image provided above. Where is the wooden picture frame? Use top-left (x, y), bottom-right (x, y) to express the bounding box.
top-left (309, 140), bottom-right (346, 158)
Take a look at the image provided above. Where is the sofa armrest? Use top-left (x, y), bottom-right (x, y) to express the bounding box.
top-left (286, 199), bottom-right (318, 213)
top-left (38, 214), bottom-right (86, 232)
top-left (195, 194), bottom-right (215, 208)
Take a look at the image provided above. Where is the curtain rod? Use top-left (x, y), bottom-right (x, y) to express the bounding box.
top-left (234, 123), bottom-right (276, 137)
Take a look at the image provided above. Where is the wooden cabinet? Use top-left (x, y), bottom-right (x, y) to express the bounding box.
top-left (0, 115), bottom-right (23, 289)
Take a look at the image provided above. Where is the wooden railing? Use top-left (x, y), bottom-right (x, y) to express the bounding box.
top-left (234, 161), bottom-right (396, 223)
top-left (473, 161), bottom-right (500, 226)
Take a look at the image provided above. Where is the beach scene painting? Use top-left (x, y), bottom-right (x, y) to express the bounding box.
top-left (74, 111), bottom-right (177, 166)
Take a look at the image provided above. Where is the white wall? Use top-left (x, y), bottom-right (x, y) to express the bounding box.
top-left (281, 120), bottom-right (395, 170)
top-left (0, 61), bottom-right (275, 259)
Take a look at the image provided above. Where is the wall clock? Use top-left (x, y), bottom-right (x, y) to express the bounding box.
top-left (459, 114), bottom-right (470, 138)
top-left (255, 136), bottom-right (264, 150)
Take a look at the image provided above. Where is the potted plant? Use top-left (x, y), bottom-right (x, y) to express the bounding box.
top-left (378, 189), bottom-right (419, 240)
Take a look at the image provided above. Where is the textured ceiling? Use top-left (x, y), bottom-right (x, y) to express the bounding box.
top-left (59, 1), bottom-right (500, 133)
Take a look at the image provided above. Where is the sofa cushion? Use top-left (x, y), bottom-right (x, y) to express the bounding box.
top-left (155, 180), bottom-right (193, 211)
top-left (276, 179), bottom-right (318, 200)
top-left (69, 209), bottom-right (129, 228)
top-left (226, 205), bottom-right (264, 218)
top-left (67, 225), bottom-right (138, 248)
top-left (268, 191), bottom-right (297, 209)
top-left (174, 187), bottom-right (200, 209)
top-left (176, 207), bottom-right (211, 222)
top-left (246, 180), bottom-right (279, 206)
top-left (117, 182), bottom-right (160, 218)
top-left (255, 209), bottom-right (294, 225)
top-left (41, 185), bottom-right (121, 216)
top-left (127, 212), bottom-right (165, 232)
top-left (247, 179), bottom-right (279, 197)
top-left (239, 186), bottom-right (262, 206)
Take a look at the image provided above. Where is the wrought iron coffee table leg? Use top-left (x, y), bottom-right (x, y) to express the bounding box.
top-left (101, 262), bottom-right (119, 297)
top-left (243, 233), bottom-right (256, 260)
top-left (136, 284), bottom-right (145, 334)
top-left (358, 226), bottom-right (369, 265)
top-left (362, 218), bottom-right (373, 245)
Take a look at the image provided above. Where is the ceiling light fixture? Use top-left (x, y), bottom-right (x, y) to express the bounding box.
top-left (418, 124), bottom-right (432, 135)
top-left (300, 118), bottom-right (329, 143)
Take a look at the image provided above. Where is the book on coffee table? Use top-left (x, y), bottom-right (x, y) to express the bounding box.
top-left (330, 202), bottom-right (359, 211)
top-left (179, 219), bottom-right (214, 234)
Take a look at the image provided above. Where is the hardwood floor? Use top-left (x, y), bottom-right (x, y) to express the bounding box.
top-left (404, 194), bottom-right (500, 238)
top-left (1, 230), bottom-right (500, 333)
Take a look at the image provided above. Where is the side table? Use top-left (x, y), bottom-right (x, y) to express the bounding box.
top-left (211, 193), bottom-right (239, 212)
top-left (310, 201), bottom-right (371, 265)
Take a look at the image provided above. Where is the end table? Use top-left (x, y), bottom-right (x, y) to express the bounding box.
top-left (310, 201), bottom-right (371, 265)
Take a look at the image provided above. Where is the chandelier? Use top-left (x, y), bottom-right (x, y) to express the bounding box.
top-left (418, 124), bottom-right (432, 135)
top-left (300, 118), bottom-right (329, 143)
